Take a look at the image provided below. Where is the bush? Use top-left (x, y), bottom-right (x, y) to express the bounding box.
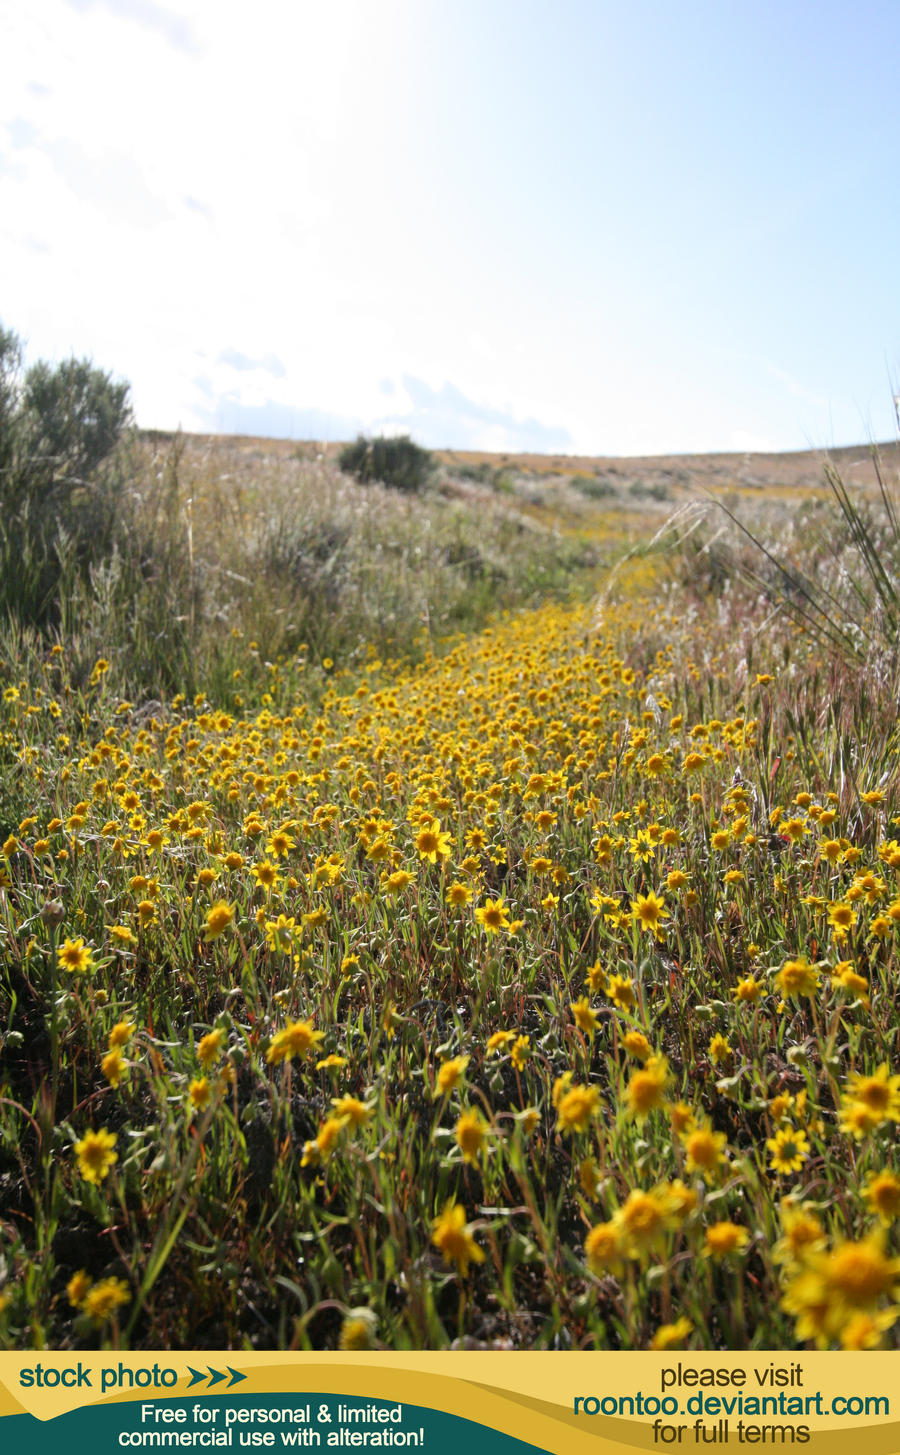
top-left (454, 460), bottom-right (494, 484)
top-left (628, 479), bottom-right (671, 502)
top-left (21, 356), bottom-right (131, 486)
top-left (0, 322), bottom-right (132, 624)
top-left (338, 433), bottom-right (436, 493)
top-left (0, 326), bottom-right (24, 501)
top-left (572, 474), bottom-right (618, 501)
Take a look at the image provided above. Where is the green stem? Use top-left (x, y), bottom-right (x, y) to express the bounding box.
top-left (123, 1100), bottom-right (216, 1342)
top-left (48, 924), bottom-right (59, 1122)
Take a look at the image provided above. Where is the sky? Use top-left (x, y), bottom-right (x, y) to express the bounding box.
top-left (2, 0), bottom-right (899, 456)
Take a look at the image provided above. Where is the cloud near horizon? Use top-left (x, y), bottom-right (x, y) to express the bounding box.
top-left (217, 348), bottom-right (287, 379)
top-left (191, 369), bottom-right (573, 451)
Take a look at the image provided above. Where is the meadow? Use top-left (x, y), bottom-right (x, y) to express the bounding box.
top-left (2, 426), bottom-right (900, 1352)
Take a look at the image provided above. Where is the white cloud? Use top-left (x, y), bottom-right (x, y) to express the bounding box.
top-left (730, 430), bottom-right (781, 454)
top-left (2, 1), bottom-right (896, 454)
top-left (0, 1), bottom-right (593, 445)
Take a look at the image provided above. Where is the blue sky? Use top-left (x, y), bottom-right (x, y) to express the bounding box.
top-left (2, 0), bottom-right (898, 455)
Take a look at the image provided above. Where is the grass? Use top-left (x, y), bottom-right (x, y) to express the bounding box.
top-left (1, 434), bottom-right (900, 1352)
top-left (0, 432), bottom-right (620, 711)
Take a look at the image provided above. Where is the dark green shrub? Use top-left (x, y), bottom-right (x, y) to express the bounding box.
top-left (572, 474), bottom-right (617, 501)
top-left (21, 356), bottom-right (131, 486)
top-left (339, 433), bottom-right (436, 493)
top-left (454, 460), bottom-right (494, 484)
top-left (0, 322), bottom-right (133, 623)
top-left (628, 479), bottom-right (671, 502)
top-left (0, 325), bottom-right (22, 449)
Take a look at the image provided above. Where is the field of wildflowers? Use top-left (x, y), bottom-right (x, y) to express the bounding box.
top-left (1, 436), bottom-right (900, 1352)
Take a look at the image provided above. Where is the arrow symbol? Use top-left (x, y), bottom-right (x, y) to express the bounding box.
top-left (186, 1364), bottom-right (245, 1391)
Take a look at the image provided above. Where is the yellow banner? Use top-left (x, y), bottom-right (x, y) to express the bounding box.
top-left (0, 1352), bottom-right (898, 1454)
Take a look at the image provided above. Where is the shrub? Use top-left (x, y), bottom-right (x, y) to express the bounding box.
top-left (628, 479), bottom-right (671, 502)
top-left (21, 356), bottom-right (131, 487)
top-left (572, 474), bottom-right (617, 501)
top-left (0, 322), bottom-right (132, 623)
top-left (454, 460), bottom-right (494, 484)
top-left (0, 324), bottom-right (22, 452)
top-left (338, 433), bottom-right (436, 493)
